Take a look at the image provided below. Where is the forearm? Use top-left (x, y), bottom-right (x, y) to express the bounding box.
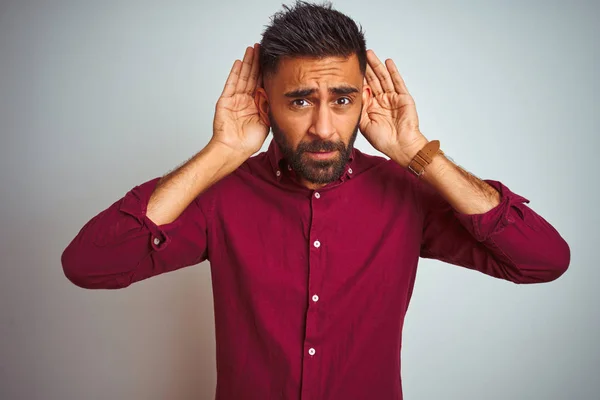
top-left (419, 154), bottom-right (501, 215)
top-left (62, 141), bottom-right (239, 289)
top-left (415, 154), bottom-right (571, 283)
top-left (62, 184), bottom-right (161, 289)
top-left (147, 140), bottom-right (249, 225)
top-left (62, 175), bottom-right (211, 289)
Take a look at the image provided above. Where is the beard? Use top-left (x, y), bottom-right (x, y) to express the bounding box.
top-left (269, 111), bottom-right (361, 185)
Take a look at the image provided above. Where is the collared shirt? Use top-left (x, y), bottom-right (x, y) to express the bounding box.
top-left (62, 138), bottom-right (570, 400)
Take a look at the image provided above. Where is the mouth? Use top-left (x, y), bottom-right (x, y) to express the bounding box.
top-left (306, 150), bottom-right (337, 160)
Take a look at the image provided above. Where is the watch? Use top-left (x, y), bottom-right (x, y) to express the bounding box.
top-left (407, 140), bottom-right (444, 178)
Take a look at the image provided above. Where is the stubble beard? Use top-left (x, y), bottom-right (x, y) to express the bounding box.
top-left (269, 111), bottom-right (361, 185)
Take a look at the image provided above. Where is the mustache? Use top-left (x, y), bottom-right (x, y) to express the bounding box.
top-left (297, 140), bottom-right (345, 153)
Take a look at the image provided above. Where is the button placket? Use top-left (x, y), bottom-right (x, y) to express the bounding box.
top-left (301, 182), bottom-right (327, 399)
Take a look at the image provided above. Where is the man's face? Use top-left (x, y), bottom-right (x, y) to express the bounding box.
top-left (257, 54), bottom-right (369, 188)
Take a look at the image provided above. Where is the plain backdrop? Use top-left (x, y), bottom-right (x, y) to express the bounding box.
top-left (1, 0), bottom-right (598, 399)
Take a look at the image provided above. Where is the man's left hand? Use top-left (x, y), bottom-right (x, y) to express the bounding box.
top-left (360, 50), bottom-right (428, 167)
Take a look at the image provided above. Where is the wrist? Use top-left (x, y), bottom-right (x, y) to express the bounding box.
top-left (401, 138), bottom-right (447, 179)
top-left (206, 139), bottom-right (254, 166)
top-left (390, 137), bottom-right (429, 168)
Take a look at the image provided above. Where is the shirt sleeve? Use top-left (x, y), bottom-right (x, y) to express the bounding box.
top-left (61, 177), bottom-right (211, 289)
top-left (417, 178), bottom-right (570, 284)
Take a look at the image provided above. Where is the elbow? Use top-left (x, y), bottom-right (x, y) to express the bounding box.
top-left (61, 245), bottom-right (129, 290)
top-left (547, 236), bottom-right (571, 282)
top-left (61, 246), bottom-right (96, 289)
top-left (525, 236), bottom-right (571, 284)
top-left (537, 262), bottom-right (569, 284)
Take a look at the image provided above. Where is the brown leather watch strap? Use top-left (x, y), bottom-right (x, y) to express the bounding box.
top-left (407, 140), bottom-right (444, 178)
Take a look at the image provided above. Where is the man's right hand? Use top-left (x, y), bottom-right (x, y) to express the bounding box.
top-left (212, 43), bottom-right (269, 158)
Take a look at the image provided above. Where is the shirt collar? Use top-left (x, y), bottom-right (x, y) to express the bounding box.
top-left (266, 138), bottom-right (356, 183)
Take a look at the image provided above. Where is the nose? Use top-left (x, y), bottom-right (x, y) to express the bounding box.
top-left (309, 104), bottom-right (335, 140)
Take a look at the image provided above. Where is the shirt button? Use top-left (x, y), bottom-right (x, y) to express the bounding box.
top-left (276, 170), bottom-right (281, 177)
top-left (308, 348), bottom-right (316, 356)
top-left (313, 240), bottom-right (321, 248)
top-left (348, 168), bottom-right (353, 174)
top-left (153, 237), bottom-right (161, 245)
top-left (312, 294), bottom-right (319, 302)
top-left (314, 192), bottom-right (320, 199)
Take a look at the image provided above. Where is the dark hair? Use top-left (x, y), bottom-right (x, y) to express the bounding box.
top-left (259, 1), bottom-right (367, 78)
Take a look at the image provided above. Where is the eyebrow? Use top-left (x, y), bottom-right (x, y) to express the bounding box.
top-left (284, 85), bottom-right (359, 98)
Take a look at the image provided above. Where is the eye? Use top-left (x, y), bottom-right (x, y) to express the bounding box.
top-left (335, 97), bottom-right (352, 106)
top-left (291, 99), bottom-right (310, 108)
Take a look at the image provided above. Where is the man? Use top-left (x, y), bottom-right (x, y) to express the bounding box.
top-left (61, 2), bottom-right (570, 399)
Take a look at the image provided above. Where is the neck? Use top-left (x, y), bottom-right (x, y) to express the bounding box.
top-left (299, 178), bottom-right (329, 190)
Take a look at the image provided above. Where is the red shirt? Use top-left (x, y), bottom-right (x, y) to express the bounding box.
top-left (62, 139), bottom-right (570, 399)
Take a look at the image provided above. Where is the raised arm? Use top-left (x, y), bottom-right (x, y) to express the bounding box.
top-left (358, 48), bottom-right (569, 283)
top-left (61, 44), bottom-right (269, 289)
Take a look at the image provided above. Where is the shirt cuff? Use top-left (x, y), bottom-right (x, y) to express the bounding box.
top-left (453, 180), bottom-right (530, 242)
top-left (118, 177), bottom-right (180, 252)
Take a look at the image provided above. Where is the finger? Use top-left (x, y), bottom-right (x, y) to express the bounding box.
top-left (385, 59), bottom-right (409, 94)
top-left (367, 50), bottom-right (395, 93)
top-left (221, 59), bottom-right (242, 97)
top-left (245, 43), bottom-right (261, 94)
top-left (235, 46), bottom-right (254, 94)
top-left (365, 63), bottom-right (383, 96)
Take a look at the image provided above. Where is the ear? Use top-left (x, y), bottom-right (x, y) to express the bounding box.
top-left (360, 81), bottom-right (372, 125)
top-left (361, 80), bottom-right (372, 106)
top-left (254, 88), bottom-right (271, 127)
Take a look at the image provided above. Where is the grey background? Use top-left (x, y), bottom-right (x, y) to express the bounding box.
top-left (1, 0), bottom-right (598, 399)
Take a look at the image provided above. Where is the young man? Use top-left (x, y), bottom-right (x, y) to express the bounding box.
top-left (61, 2), bottom-right (570, 399)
